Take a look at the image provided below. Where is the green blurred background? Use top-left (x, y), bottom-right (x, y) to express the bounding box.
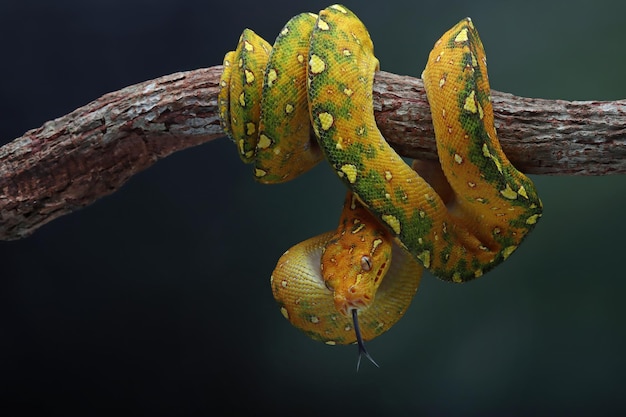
top-left (1, 0), bottom-right (626, 415)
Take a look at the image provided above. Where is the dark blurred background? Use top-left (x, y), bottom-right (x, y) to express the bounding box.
top-left (1, 0), bottom-right (626, 415)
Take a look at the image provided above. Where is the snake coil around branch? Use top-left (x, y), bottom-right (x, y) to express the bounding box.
top-left (1, 30), bottom-right (625, 243)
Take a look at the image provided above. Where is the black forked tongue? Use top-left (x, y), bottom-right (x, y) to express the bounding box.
top-left (352, 309), bottom-right (380, 371)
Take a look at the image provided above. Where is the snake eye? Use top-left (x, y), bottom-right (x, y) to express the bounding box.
top-left (360, 255), bottom-right (372, 271)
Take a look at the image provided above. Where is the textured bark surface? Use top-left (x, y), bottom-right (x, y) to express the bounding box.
top-left (1, 66), bottom-right (625, 240)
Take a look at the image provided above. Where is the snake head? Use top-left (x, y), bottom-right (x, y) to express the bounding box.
top-left (321, 199), bottom-right (393, 317)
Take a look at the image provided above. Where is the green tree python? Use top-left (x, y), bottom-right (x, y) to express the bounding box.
top-left (218, 4), bottom-right (542, 368)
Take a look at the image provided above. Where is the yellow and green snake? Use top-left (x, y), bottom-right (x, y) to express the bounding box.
top-left (218, 4), bottom-right (542, 366)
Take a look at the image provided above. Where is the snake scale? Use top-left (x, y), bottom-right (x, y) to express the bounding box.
top-left (218, 4), bottom-right (542, 366)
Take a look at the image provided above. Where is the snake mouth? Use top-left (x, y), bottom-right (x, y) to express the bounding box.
top-left (334, 292), bottom-right (372, 317)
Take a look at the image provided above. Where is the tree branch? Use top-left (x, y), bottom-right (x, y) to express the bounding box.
top-left (1, 66), bottom-right (625, 240)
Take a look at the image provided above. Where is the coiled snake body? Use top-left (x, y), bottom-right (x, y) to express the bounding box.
top-left (219, 5), bottom-right (542, 364)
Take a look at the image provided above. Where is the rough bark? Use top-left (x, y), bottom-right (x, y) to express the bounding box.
top-left (1, 66), bottom-right (625, 240)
